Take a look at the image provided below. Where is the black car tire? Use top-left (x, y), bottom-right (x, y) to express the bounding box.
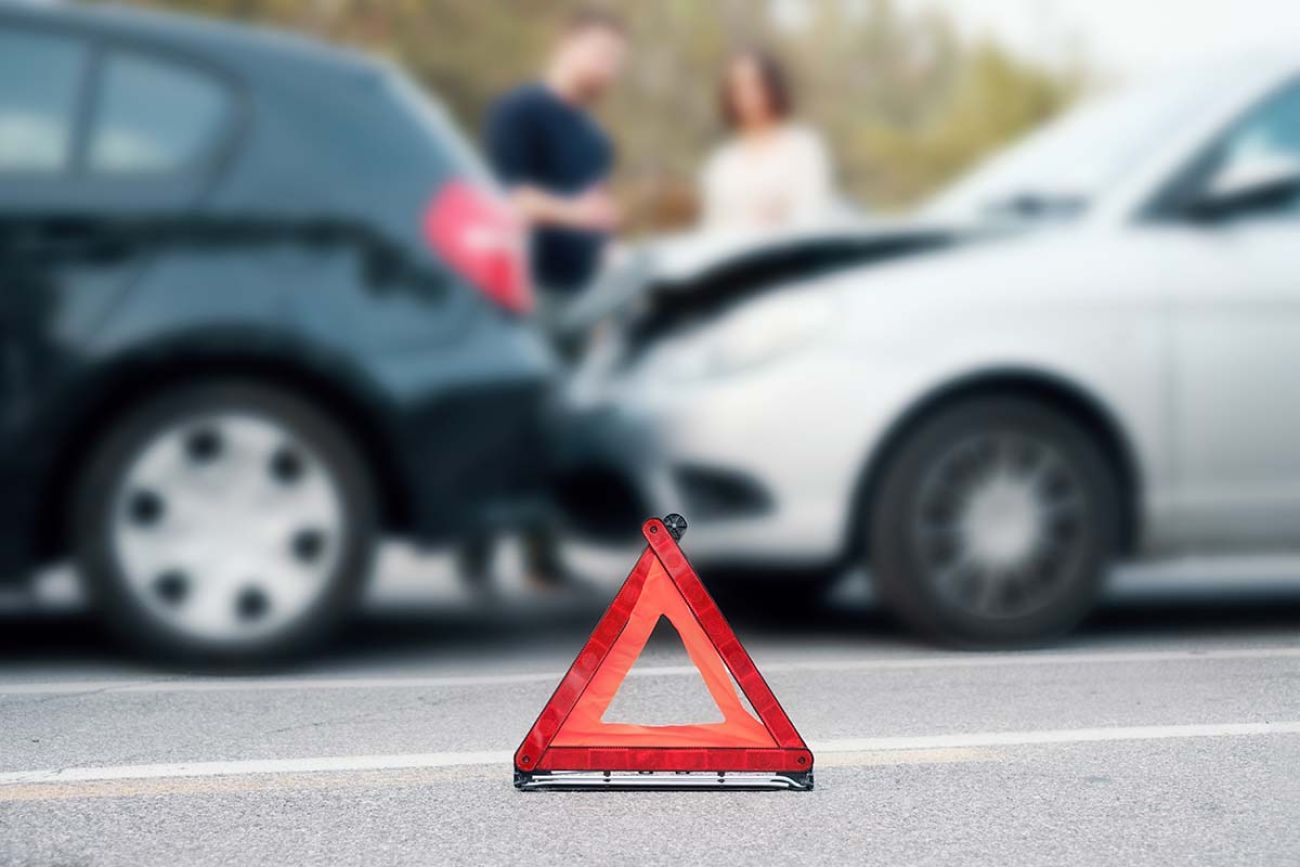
top-left (71, 379), bottom-right (379, 664)
top-left (868, 396), bottom-right (1119, 647)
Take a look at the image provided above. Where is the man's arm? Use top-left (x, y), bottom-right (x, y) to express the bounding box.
top-left (486, 95), bottom-right (618, 232)
top-left (508, 184), bottom-right (618, 232)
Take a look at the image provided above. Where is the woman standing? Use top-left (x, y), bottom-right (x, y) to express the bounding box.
top-left (700, 49), bottom-right (836, 234)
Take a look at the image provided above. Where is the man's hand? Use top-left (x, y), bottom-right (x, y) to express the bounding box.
top-left (509, 185), bottom-right (620, 232)
top-left (567, 187), bottom-right (620, 232)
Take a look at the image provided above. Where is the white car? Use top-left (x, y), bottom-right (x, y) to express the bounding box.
top-left (570, 53), bottom-right (1300, 645)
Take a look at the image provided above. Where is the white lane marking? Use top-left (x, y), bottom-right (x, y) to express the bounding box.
top-left (809, 721), bottom-right (1300, 752)
top-left (3, 645), bottom-right (1300, 696)
top-left (0, 751), bottom-right (516, 786)
top-left (0, 672), bottom-right (565, 696)
top-left (3, 721), bottom-right (1298, 787)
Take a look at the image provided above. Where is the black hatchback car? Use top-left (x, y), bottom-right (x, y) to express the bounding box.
top-left (0, 2), bottom-right (555, 660)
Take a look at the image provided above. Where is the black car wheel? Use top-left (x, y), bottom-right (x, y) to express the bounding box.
top-left (72, 380), bottom-right (378, 663)
top-left (868, 396), bottom-right (1119, 646)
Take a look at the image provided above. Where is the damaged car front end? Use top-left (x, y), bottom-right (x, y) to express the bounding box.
top-left (554, 222), bottom-right (982, 549)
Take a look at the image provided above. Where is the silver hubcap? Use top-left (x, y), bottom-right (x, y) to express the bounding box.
top-left (112, 413), bottom-right (345, 642)
top-left (911, 432), bottom-right (1086, 619)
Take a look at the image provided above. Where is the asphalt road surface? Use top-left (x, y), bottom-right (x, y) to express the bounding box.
top-left (2, 545), bottom-right (1300, 866)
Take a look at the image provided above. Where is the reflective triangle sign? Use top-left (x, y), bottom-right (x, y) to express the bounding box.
top-left (514, 515), bottom-right (814, 790)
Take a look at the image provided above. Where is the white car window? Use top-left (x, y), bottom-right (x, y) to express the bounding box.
top-left (1212, 80), bottom-right (1300, 219)
top-left (923, 65), bottom-right (1240, 223)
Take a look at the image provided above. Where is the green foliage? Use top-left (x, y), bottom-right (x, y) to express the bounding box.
top-left (846, 40), bottom-right (1081, 209)
top-left (97, 0), bottom-right (1084, 226)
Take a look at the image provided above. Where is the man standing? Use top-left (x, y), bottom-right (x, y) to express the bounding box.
top-left (464, 8), bottom-right (627, 590)
top-left (487, 8), bottom-right (626, 315)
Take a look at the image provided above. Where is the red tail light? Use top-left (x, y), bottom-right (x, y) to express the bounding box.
top-left (423, 180), bottom-right (533, 314)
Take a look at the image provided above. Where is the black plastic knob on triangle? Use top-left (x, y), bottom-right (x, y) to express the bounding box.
top-left (663, 513), bottom-right (688, 541)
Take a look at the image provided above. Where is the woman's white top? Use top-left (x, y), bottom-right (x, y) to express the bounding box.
top-left (699, 123), bottom-right (835, 234)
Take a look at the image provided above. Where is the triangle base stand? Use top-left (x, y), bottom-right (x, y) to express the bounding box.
top-left (513, 515), bottom-right (814, 791)
top-left (515, 769), bottom-right (814, 791)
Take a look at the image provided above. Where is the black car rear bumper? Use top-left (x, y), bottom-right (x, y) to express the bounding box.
top-left (549, 402), bottom-right (666, 544)
top-left (397, 380), bottom-right (558, 544)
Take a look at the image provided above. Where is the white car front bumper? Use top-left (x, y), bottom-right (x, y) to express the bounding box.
top-left (578, 347), bottom-right (908, 569)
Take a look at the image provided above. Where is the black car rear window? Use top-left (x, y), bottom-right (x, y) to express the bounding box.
top-left (88, 51), bottom-right (230, 176)
top-left (0, 28), bottom-right (87, 174)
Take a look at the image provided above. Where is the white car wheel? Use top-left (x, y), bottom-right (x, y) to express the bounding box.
top-left (870, 396), bottom-right (1118, 645)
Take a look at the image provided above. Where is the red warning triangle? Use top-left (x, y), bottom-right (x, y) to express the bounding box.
top-left (514, 516), bottom-right (813, 789)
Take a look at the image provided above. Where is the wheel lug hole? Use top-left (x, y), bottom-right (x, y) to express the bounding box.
top-left (236, 586), bottom-right (270, 621)
top-left (185, 427), bottom-right (223, 464)
top-left (270, 448), bottom-right (304, 484)
top-left (127, 490), bottom-right (165, 527)
top-left (291, 529), bottom-right (325, 563)
top-left (153, 570), bottom-right (188, 605)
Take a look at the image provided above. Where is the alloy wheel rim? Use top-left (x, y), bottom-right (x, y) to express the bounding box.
top-left (111, 412), bottom-right (345, 642)
top-left (910, 431), bottom-right (1087, 620)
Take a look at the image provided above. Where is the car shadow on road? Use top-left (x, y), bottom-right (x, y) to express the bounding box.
top-left (1, 574), bottom-right (1299, 672)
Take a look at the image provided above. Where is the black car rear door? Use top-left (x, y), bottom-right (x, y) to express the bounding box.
top-left (0, 17), bottom-right (239, 432)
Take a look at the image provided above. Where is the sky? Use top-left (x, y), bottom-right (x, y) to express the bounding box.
top-left (897, 0), bottom-right (1300, 80)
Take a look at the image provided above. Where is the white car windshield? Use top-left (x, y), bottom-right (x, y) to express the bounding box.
top-left (922, 65), bottom-right (1234, 223)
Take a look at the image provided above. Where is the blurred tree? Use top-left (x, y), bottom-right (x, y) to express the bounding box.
top-left (96, 0), bottom-right (1085, 227)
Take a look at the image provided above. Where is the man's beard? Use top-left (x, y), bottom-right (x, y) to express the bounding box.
top-left (572, 79), bottom-right (608, 107)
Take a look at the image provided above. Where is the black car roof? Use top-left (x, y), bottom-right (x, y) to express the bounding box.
top-left (0, 0), bottom-right (382, 81)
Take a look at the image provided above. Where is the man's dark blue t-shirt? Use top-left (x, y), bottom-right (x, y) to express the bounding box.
top-left (485, 83), bottom-right (613, 294)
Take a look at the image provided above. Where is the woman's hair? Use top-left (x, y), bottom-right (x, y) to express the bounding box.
top-left (719, 48), bottom-right (793, 129)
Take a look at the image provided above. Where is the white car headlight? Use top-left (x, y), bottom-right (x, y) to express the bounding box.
top-left (662, 291), bottom-right (836, 381)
